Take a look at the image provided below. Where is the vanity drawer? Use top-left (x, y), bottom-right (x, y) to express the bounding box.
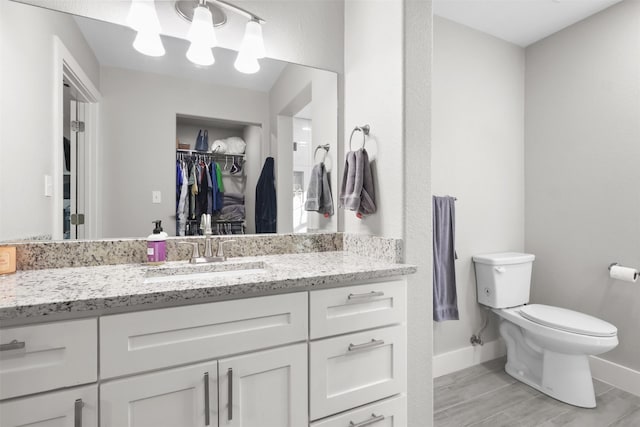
top-left (310, 395), bottom-right (406, 427)
top-left (100, 292), bottom-right (308, 378)
top-left (0, 319), bottom-right (97, 400)
top-left (309, 325), bottom-right (407, 420)
top-left (310, 279), bottom-right (406, 339)
top-left (0, 384), bottom-right (98, 427)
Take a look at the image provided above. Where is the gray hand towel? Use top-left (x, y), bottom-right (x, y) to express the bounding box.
top-left (305, 163), bottom-right (334, 216)
top-left (339, 151), bottom-right (360, 210)
top-left (433, 196), bottom-right (459, 321)
top-left (320, 164), bottom-right (334, 216)
top-left (339, 148), bottom-right (376, 215)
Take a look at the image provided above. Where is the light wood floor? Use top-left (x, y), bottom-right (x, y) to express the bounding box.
top-left (434, 358), bottom-right (640, 427)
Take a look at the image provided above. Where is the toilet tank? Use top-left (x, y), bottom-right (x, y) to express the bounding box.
top-left (472, 252), bottom-right (535, 308)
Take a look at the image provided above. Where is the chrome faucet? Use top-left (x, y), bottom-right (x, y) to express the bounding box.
top-left (179, 239), bottom-right (236, 264)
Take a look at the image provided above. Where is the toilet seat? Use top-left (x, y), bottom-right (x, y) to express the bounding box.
top-left (519, 304), bottom-right (617, 337)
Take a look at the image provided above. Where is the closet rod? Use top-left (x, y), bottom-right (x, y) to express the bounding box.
top-left (176, 149), bottom-right (245, 158)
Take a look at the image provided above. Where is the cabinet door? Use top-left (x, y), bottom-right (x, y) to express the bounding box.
top-left (100, 361), bottom-right (218, 427)
top-left (0, 384), bottom-right (97, 427)
top-left (218, 343), bottom-right (307, 427)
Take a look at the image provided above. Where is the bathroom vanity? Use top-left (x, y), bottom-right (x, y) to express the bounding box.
top-left (0, 241), bottom-right (414, 427)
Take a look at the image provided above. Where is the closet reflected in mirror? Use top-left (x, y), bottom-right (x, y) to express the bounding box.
top-left (0, 0), bottom-right (338, 242)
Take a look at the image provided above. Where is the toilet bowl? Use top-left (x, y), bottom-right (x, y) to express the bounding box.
top-left (472, 253), bottom-right (618, 408)
top-left (494, 304), bottom-right (617, 408)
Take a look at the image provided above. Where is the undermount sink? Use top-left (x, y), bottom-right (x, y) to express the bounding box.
top-left (144, 260), bottom-right (267, 284)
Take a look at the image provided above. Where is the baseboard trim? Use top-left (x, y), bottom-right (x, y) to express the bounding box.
top-left (433, 339), bottom-right (506, 378)
top-left (590, 356), bottom-right (640, 397)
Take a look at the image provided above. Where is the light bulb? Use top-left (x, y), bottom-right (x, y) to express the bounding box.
top-left (234, 49), bottom-right (260, 74)
top-left (126, 0), bottom-right (161, 33)
top-left (239, 19), bottom-right (265, 59)
top-left (187, 5), bottom-right (217, 47)
top-left (187, 43), bottom-right (215, 66)
top-left (133, 31), bottom-right (165, 57)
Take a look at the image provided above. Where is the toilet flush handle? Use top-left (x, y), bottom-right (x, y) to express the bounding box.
top-left (494, 266), bottom-right (506, 273)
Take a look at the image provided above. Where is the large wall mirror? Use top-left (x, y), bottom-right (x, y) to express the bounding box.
top-left (0, 0), bottom-right (338, 242)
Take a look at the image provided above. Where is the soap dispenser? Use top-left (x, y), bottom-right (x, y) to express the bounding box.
top-left (147, 220), bottom-right (168, 263)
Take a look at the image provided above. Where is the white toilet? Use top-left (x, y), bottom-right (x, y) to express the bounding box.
top-left (472, 252), bottom-right (618, 408)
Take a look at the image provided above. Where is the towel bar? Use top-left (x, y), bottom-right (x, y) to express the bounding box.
top-left (349, 124), bottom-right (370, 151)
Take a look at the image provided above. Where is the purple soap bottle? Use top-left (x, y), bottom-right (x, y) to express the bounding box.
top-left (147, 220), bottom-right (167, 263)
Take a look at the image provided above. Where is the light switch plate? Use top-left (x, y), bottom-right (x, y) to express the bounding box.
top-left (152, 191), bottom-right (161, 204)
top-left (44, 175), bottom-right (53, 197)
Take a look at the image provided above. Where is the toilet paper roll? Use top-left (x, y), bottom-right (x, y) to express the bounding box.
top-left (609, 265), bottom-right (639, 283)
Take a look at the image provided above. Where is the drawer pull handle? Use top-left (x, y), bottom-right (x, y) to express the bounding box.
top-left (348, 339), bottom-right (385, 352)
top-left (228, 368), bottom-right (233, 421)
top-left (204, 372), bottom-right (210, 426)
top-left (74, 399), bottom-right (83, 427)
top-left (349, 413), bottom-right (385, 427)
top-left (348, 291), bottom-right (385, 300)
top-left (0, 339), bottom-right (25, 351)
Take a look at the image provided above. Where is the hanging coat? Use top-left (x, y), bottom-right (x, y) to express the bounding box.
top-left (255, 157), bottom-right (276, 233)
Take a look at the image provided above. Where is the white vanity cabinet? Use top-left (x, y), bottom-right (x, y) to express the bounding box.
top-left (0, 277), bottom-right (408, 427)
top-left (99, 293), bottom-right (309, 427)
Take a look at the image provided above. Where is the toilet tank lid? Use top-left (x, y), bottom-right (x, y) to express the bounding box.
top-left (472, 252), bottom-right (535, 265)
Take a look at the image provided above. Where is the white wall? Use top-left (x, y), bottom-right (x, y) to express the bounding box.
top-left (100, 66), bottom-right (269, 238)
top-left (0, 0), bottom-right (100, 241)
top-left (432, 17), bottom-right (525, 355)
top-left (403, 1), bottom-right (434, 425)
top-left (343, 0), bottom-right (404, 239)
top-left (345, 1), bottom-right (434, 425)
top-left (525, 0), bottom-right (640, 371)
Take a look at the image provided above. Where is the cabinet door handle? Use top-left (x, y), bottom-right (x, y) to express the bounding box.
top-left (0, 339), bottom-right (25, 351)
top-left (347, 291), bottom-right (384, 300)
top-left (348, 339), bottom-right (385, 352)
top-left (227, 368), bottom-right (233, 421)
top-left (349, 413), bottom-right (385, 427)
top-left (74, 399), bottom-right (83, 427)
top-left (204, 372), bottom-right (210, 426)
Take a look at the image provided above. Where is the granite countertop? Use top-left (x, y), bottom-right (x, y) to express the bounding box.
top-left (0, 251), bottom-right (416, 321)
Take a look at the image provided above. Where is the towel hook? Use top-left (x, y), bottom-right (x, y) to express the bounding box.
top-left (314, 144), bottom-right (330, 163)
top-left (349, 124), bottom-right (370, 151)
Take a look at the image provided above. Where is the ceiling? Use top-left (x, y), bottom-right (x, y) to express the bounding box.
top-left (433, 0), bottom-right (623, 47)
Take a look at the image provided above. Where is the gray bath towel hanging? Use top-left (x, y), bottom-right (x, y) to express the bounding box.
top-left (433, 195), bottom-right (459, 321)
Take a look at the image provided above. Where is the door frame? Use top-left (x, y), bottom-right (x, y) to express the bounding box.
top-left (52, 36), bottom-right (101, 240)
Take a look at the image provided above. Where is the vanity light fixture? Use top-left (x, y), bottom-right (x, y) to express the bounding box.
top-left (234, 18), bottom-right (265, 74)
top-left (127, 0), bottom-right (165, 57)
top-left (175, 0), bottom-right (266, 73)
top-left (186, 1), bottom-right (217, 66)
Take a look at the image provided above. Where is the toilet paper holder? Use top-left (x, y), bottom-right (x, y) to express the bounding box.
top-left (607, 262), bottom-right (638, 270)
top-left (608, 262), bottom-right (639, 283)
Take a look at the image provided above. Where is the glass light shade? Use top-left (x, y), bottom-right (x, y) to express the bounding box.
top-left (239, 20), bottom-right (265, 59)
top-left (187, 5), bottom-right (217, 48)
top-left (234, 49), bottom-right (260, 74)
top-left (126, 0), bottom-right (161, 33)
top-left (186, 43), bottom-right (215, 66)
top-left (133, 31), bottom-right (165, 57)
